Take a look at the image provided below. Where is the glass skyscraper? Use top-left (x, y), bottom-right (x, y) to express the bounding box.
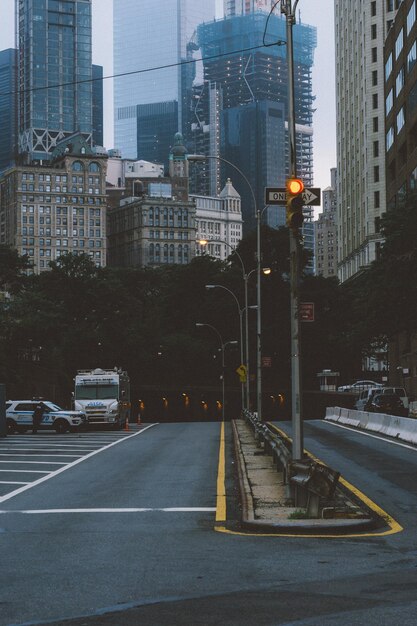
top-left (0, 49), bottom-right (18, 172)
top-left (195, 11), bottom-right (317, 234)
top-left (113, 0), bottom-right (216, 162)
top-left (17, 0), bottom-right (93, 162)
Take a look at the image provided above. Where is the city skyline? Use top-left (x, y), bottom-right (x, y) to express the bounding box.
top-left (0, 0), bottom-right (336, 202)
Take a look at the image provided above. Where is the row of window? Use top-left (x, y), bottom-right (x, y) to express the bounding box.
top-left (21, 206), bottom-right (101, 216)
top-left (22, 238), bottom-right (103, 252)
top-left (20, 194), bottom-right (103, 206)
top-left (148, 243), bottom-right (190, 265)
top-left (149, 230), bottom-right (189, 240)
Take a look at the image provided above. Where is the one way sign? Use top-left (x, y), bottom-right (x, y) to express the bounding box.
top-left (265, 187), bottom-right (321, 206)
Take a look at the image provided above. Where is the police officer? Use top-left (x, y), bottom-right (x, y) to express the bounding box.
top-left (32, 401), bottom-right (45, 434)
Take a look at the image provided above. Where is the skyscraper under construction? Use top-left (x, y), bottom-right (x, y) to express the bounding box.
top-left (190, 10), bottom-right (316, 234)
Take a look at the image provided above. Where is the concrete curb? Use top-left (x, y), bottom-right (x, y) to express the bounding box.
top-left (232, 419), bottom-right (378, 535)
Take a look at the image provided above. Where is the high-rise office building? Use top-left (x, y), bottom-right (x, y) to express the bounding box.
top-left (113, 0), bottom-right (216, 163)
top-left (92, 64), bottom-right (104, 148)
top-left (335, 0), bottom-right (400, 283)
top-left (315, 168), bottom-right (338, 278)
top-left (0, 49), bottom-right (18, 172)
top-left (195, 11), bottom-right (316, 233)
top-left (224, 0), bottom-right (274, 17)
top-left (17, 0), bottom-right (93, 163)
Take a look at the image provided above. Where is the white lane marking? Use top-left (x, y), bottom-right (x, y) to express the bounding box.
top-left (0, 481), bottom-right (30, 485)
top-left (325, 421), bottom-right (417, 451)
top-left (0, 507), bottom-right (217, 514)
top-left (0, 423), bottom-right (157, 504)
top-left (0, 469), bottom-right (50, 474)
top-left (0, 460), bottom-right (67, 465)
top-left (0, 439), bottom-right (97, 452)
top-left (0, 454), bottom-right (81, 458)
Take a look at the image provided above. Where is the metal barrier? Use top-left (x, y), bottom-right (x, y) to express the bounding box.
top-left (243, 410), bottom-right (340, 516)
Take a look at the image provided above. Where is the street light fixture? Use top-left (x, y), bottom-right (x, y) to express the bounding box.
top-left (196, 322), bottom-right (237, 421)
top-left (190, 154), bottom-right (264, 420)
top-left (205, 283), bottom-right (245, 411)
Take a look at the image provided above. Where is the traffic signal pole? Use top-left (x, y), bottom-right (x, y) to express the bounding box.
top-left (282, 0), bottom-right (303, 460)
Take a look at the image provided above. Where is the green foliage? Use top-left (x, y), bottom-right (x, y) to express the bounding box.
top-left (0, 236), bottom-right (366, 399)
top-left (348, 191), bottom-right (417, 342)
top-left (0, 245), bottom-right (33, 294)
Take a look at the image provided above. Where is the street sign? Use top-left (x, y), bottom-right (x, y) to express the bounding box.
top-left (265, 187), bottom-right (321, 206)
top-left (236, 365), bottom-right (247, 383)
top-left (300, 302), bottom-right (314, 322)
top-left (262, 356), bottom-right (272, 368)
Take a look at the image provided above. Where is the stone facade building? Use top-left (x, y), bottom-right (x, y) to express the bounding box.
top-left (0, 134), bottom-right (108, 272)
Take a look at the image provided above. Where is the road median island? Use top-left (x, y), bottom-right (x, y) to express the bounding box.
top-left (232, 419), bottom-right (379, 535)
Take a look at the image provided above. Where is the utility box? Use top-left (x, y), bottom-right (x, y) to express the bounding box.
top-left (317, 369), bottom-right (340, 392)
top-left (0, 384), bottom-right (6, 438)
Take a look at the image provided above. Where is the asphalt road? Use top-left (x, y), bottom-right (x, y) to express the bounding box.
top-left (1, 420), bottom-right (417, 626)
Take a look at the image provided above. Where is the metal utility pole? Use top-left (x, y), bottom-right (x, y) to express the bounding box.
top-left (281, 0), bottom-right (303, 460)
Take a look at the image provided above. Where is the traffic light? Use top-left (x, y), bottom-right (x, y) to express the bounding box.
top-left (286, 177), bottom-right (305, 232)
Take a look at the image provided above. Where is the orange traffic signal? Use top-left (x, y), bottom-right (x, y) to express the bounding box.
top-left (286, 177), bottom-right (305, 231)
top-left (286, 178), bottom-right (304, 195)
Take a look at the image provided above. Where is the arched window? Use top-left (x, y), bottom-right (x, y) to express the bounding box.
top-left (149, 244), bottom-right (154, 262)
top-left (149, 208), bottom-right (154, 226)
top-left (89, 162), bottom-right (100, 173)
top-left (155, 207), bottom-right (160, 226)
top-left (184, 245), bottom-right (189, 263)
top-left (163, 244), bottom-right (169, 263)
top-left (155, 244), bottom-right (160, 261)
top-left (178, 244), bottom-right (183, 264)
top-left (169, 244), bottom-right (175, 263)
top-left (72, 161), bottom-right (83, 172)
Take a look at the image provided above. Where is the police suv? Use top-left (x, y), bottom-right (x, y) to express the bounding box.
top-left (6, 400), bottom-right (87, 434)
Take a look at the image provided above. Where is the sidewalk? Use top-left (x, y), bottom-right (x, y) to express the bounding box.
top-left (232, 419), bottom-right (377, 534)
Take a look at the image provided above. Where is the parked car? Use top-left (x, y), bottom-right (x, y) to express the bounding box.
top-left (355, 386), bottom-right (409, 412)
top-left (355, 387), bottom-right (381, 411)
top-left (6, 400), bottom-right (87, 434)
top-left (338, 380), bottom-right (382, 392)
top-left (365, 393), bottom-right (408, 417)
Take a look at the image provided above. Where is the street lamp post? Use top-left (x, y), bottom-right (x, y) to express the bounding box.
top-left (189, 153), bottom-right (261, 417)
top-left (281, 0), bottom-right (303, 460)
top-left (205, 284), bottom-right (245, 411)
top-left (196, 323), bottom-right (237, 421)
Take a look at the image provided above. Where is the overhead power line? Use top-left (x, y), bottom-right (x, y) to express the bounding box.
top-left (0, 42), bottom-right (285, 98)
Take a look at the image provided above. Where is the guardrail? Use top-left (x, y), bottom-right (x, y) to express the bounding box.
top-left (242, 410), bottom-right (340, 516)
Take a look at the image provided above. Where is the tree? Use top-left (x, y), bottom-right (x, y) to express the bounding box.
top-left (0, 245), bottom-right (32, 294)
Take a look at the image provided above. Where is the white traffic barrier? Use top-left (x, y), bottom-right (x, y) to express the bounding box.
top-left (325, 406), bottom-right (417, 445)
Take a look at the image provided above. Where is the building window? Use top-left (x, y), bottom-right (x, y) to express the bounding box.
top-left (371, 1), bottom-right (376, 16)
top-left (396, 66), bottom-right (404, 96)
top-left (372, 93), bottom-right (378, 109)
top-left (72, 161), bottom-right (84, 172)
top-left (372, 47), bottom-right (377, 62)
top-left (410, 166), bottom-right (417, 190)
top-left (407, 1), bottom-right (416, 35)
top-left (374, 191), bottom-right (380, 209)
top-left (408, 41), bottom-right (417, 73)
top-left (396, 107), bottom-right (405, 133)
top-left (374, 165), bottom-right (380, 182)
top-left (386, 88), bottom-right (393, 113)
top-left (395, 28), bottom-right (404, 59)
top-left (373, 116), bottom-right (379, 132)
top-left (371, 24), bottom-right (377, 40)
top-left (372, 70), bottom-right (378, 86)
top-left (386, 126), bottom-right (395, 151)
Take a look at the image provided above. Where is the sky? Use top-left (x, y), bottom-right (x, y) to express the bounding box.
top-left (0, 0), bottom-right (336, 206)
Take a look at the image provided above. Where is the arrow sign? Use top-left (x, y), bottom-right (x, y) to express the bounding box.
top-left (265, 187), bottom-right (321, 206)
